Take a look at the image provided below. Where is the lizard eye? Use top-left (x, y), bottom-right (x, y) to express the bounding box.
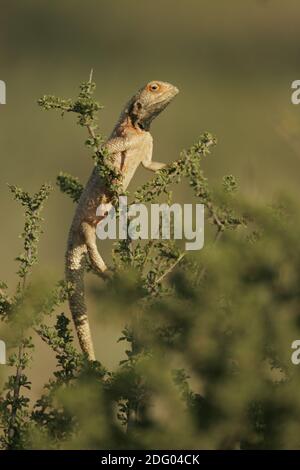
top-left (149, 83), bottom-right (160, 92)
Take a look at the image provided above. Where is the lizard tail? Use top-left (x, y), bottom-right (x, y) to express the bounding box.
top-left (65, 237), bottom-right (96, 361)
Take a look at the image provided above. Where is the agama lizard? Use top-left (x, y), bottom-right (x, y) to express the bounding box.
top-left (66, 81), bottom-right (179, 360)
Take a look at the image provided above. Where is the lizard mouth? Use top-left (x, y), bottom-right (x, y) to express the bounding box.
top-left (159, 86), bottom-right (179, 104)
top-left (141, 102), bottom-right (172, 129)
top-left (134, 84), bottom-right (179, 131)
top-left (151, 90), bottom-right (178, 115)
top-left (171, 86), bottom-right (179, 96)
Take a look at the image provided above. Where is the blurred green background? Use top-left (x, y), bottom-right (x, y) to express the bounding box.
top-left (1, 0), bottom-right (300, 391)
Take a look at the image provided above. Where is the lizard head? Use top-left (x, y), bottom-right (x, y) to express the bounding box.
top-left (128, 81), bottom-right (179, 131)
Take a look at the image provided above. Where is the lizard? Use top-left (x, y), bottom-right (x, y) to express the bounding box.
top-left (66, 80), bottom-right (179, 361)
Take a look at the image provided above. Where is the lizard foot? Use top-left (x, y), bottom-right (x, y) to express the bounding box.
top-left (100, 267), bottom-right (115, 281)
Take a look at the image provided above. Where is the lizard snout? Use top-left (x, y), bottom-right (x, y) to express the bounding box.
top-left (168, 83), bottom-right (179, 98)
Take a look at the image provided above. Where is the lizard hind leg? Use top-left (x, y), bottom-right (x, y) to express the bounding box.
top-left (82, 222), bottom-right (108, 275)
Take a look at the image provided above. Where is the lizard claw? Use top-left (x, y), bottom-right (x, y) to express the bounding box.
top-left (100, 267), bottom-right (115, 281)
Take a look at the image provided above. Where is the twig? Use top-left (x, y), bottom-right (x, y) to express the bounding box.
top-left (89, 68), bottom-right (94, 86)
top-left (155, 252), bottom-right (186, 285)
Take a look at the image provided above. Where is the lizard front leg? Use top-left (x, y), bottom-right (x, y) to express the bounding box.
top-left (141, 139), bottom-right (166, 172)
top-left (142, 160), bottom-right (166, 171)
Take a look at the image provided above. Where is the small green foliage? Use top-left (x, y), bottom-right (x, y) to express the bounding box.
top-left (56, 172), bottom-right (84, 203)
top-left (172, 369), bottom-right (198, 406)
top-left (0, 283), bottom-right (12, 319)
top-left (134, 133), bottom-right (216, 204)
top-left (38, 76), bottom-right (103, 129)
top-left (32, 313), bottom-right (107, 446)
top-left (8, 183), bottom-right (52, 283)
top-left (36, 313), bottom-right (83, 382)
top-left (223, 174), bottom-right (239, 193)
top-left (0, 182), bottom-right (55, 449)
top-left (39, 73), bottom-right (124, 203)
top-left (93, 148), bottom-right (124, 202)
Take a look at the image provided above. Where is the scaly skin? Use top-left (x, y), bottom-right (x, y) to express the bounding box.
top-left (66, 81), bottom-right (179, 360)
